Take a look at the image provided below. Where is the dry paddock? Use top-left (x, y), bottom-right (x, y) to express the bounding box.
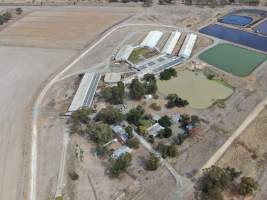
top-left (0, 9), bottom-right (133, 50)
top-left (218, 109), bottom-right (267, 200)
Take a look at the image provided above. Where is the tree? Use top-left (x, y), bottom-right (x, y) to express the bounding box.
top-left (86, 123), bottom-right (113, 145)
top-left (167, 144), bottom-right (177, 157)
top-left (159, 68), bottom-right (177, 80)
top-left (146, 153), bottom-right (160, 171)
top-left (126, 138), bottom-right (140, 149)
top-left (239, 177), bottom-right (257, 196)
top-left (95, 106), bottom-right (123, 124)
top-left (201, 165), bottom-right (231, 195)
top-left (191, 115), bottom-right (200, 124)
top-left (70, 108), bottom-right (92, 134)
top-left (96, 143), bottom-right (108, 156)
top-left (125, 126), bottom-right (133, 139)
top-left (108, 153), bottom-right (132, 178)
top-left (101, 81), bottom-right (125, 104)
top-left (16, 7), bottom-right (23, 15)
top-left (143, 73), bottom-right (156, 82)
top-left (2, 12), bottom-right (12, 21)
top-left (224, 166), bottom-right (242, 181)
top-left (159, 127), bottom-right (172, 138)
top-left (126, 105), bottom-right (144, 126)
top-left (158, 143), bottom-right (177, 158)
top-left (144, 79), bottom-right (157, 94)
top-left (166, 94), bottom-right (188, 108)
top-left (158, 115), bottom-right (172, 128)
top-left (143, 74), bottom-right (157, 94)
top-left (69, 171), bottom-right (79, 181)
top-left (143, 0), bottom-right (153, 6)
top-left (149, 102), bottom-right (161, 111)
top-left (129, 79), bottom-right (145, 100)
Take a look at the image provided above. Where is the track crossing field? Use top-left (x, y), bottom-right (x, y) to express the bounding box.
top-left (199, 44), bottom-right (267, 77)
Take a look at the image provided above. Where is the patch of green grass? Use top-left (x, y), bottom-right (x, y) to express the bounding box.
top-left (128, 48), bottom-right (144, 63)
top-left (199, 44), bottom-right (267, 77)
top-left (138, 119), bottom-right (152, 128)
top-left (55, 196), bottom-right (63, 200)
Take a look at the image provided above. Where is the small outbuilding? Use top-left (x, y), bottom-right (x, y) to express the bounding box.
top-left (104, 72), bottom-right (121, 84)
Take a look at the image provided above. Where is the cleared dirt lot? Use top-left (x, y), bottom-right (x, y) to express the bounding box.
top-left (0, 46), bottom-right (75, 200)
top-left (218, 108), bottom-right (267, 200)
top-left (0, 10), bottom-right (130, 50)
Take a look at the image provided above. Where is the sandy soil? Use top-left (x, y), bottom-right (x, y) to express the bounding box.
top-left (0, 46), bottom-right (75, 200)
top-left (218, 109), bottom-right (267, 200)
top-left (0, 10), bottom-right (130, 50)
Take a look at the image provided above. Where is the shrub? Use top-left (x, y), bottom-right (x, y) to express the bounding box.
top-left (16, 8), bottom-right (23, 15)
top-left (239, 177), bottom-right (258, 196)
top-left (159, 68), bottom-right (177, 80)
top-left (69, 171), bottom-right (79, 181)
top-left (158, 115), bottom-right (172, 128)
top-left (149, 102), bottom-right (161, 111)
top-left (127, 138), bottom-right (140, 149)
top-left (108, 153), bottom-right (132, 178)
top-left (146, 153), bottom-right (160, 171)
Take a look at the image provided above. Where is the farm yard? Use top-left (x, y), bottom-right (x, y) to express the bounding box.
top-left (157, 70), bottom-right (233, 109)
top-left (0, 4), bottom-right (266, 200)
top-left (199, 44), bottom-right (267, 77)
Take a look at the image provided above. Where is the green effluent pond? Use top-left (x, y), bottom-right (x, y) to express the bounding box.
top-left (158, 70), bottom-right (233, 109)
top-left (199, 44), bottom-right (267, 77)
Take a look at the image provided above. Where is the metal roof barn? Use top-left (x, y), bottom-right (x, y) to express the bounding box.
top-left (68, 72), bottom-right (101, 112)
top-left (115, 45), bottom-right (134, 61)
top-left (104, 72), bottom-right (121, 83)
top-left (162, 31), bottom-right (181, 55)
top-left (179, 33), bottom-right (197, 59)
top-left (140, 31), bottom-right (163, 49)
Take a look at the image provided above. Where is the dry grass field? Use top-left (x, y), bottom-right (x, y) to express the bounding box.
top-left (218, 109), bottom-right (267, 200)
top-left (0, 10), bottom-right (130, 49)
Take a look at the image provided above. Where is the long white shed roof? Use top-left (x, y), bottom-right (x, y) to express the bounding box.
top-left (140, 31), bottom-right (163, 49)
top-left (162, 31), bottom-right (181, 55)
top-left (68, 72), bottom-right (101, 112)
top-left (179, 33), bottom-right (197, 59)
top-left (115, 45), bottom-right (134, 61)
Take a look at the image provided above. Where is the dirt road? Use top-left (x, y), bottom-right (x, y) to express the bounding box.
top-left (199, 97), bottom-right (267, 173)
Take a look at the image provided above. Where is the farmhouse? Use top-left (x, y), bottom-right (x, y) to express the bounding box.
top-left (147, 123), bottom-right (165, 137)
top-left (111, 146), bottom-right (132, 159)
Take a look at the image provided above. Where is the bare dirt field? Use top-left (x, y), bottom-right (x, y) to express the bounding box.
top-left (0, 46), bottom-right (75, 200)
top-left (0, 9), bottom-right (132, 50)
top-left (218, 108), bottom-right (267, 200)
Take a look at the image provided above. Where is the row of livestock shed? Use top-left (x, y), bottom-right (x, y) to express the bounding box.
top-left (162, 31), bottom-right (182, 55)
top-left (115, 30), bottom-right (197, 63)
top-left (68, 72), bottom-right (101, 112)
top-left (140, 30), bottom-right (163, 49)
top-left (179, 33), bottom-right (198, 59)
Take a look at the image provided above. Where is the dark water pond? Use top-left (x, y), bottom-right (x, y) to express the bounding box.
top-left (199, 24), bottom-right (267, 52)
